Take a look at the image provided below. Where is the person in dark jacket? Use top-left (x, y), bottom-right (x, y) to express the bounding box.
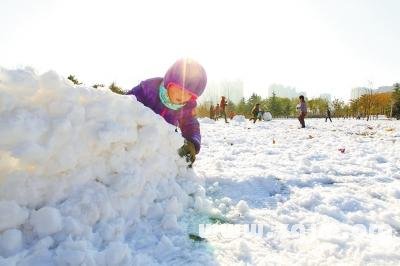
top-left (209, 105), bottom-right (215, 120)
top-left (215, 104), bottom-right (220, 120)
top-left (250, 103), bottom-right (261, 123)
top-left (126, 58), bottom-right (207, 164)
top-left (326, 108), bottom-right (332, 122)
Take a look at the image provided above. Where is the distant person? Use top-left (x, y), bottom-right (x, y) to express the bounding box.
top-left (325, 108), bottom-right (332, 122)
top-left (229, 110), bottom-right (236, 120)
top-left (220, 96), bottom-right (229, 123)
top-left (250, 103), bottom-right (261, 123)
top-left (297, 95), bottom-right (307, 128)
top-left (215, 104), bottom-right (220, 120)
top-left (209, 104), bottom-right (215, 120)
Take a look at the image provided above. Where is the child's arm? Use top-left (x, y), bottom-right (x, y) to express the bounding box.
top-left (126, 83), bottom-right (145, 103)
top-left (179, 111), bottom-right (201, 154)
top-left (126, 78), bottom-right (163, 102)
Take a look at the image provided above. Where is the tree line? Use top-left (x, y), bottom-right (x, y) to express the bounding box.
top-left (197, 83), bottom-right (400, 120)
top-left (67, 75), bottom-right (125, 95)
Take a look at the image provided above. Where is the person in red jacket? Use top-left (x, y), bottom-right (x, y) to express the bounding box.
top-left (220, 96), bottom-right (228, 123)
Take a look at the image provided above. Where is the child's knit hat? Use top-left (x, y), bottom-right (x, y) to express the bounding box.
top-left (164, 58), bottom-right (207, 97)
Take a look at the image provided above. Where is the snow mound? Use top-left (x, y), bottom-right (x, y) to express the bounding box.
top-left (232, 115), bottom-right (246, 122)
top-left (0, 67), bottom-right (205, 264)
top-left (262, 112), bottom-right (272, 121)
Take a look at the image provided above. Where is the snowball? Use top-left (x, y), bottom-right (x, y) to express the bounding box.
top-left (262, 112), bottom-right (272, 121)
top-left (236, 200), bottom-right (249, 214)
top-left (0, 201), bottom-right (29, 232)
top-left (30, 207), bottom-right (62, 236)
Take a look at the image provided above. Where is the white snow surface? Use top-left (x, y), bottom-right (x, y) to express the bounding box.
top-left (1, 67), bottom-right (400, 265)
top-left (0, 67), bottom-right (211, 265)
top-left (196, 118), bottom-right (400, 265)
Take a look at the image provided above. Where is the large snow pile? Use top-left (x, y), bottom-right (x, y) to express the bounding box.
top-left (0, 67), bottom-right (207, 265)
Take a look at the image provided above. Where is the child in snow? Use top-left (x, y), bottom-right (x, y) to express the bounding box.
top-left (126, 58), bottom-right (207, 164)
top-left (250, 103), bottom-right (261, 123)
top-left (297, 95), bottom-right (307, 128)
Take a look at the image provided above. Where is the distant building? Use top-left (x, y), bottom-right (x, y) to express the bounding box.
top-left (200, 79), bottom-right (244, 104)
top-left (268, 84), bottom-right (305, 98)
top-left (351, 86), bottom-right (393, 100)
top-left (351, 87), bottom-right (370, 100)
top-left (319, 93), bottom-right (332, 102)
top-left (376, 86), bottom-right (393, 93)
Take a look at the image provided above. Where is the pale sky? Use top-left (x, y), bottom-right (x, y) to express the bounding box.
top-left (1, 0), bottom-right (399, 100)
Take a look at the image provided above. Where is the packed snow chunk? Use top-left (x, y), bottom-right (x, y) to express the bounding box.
top-left (0, 201), bottom-right (29, 232)
top-left (0, 67), bottom-right (39, 97)
top-left (55, 239), bottom-right (96, 266)
top-left (162, 214), bottom-right (179, 230)
top-left (235, 240), bottom-right (251, 261)
top-left (0, 229), bottom-right (23, 257)
top-left (154, 235), bottom-right (177, 259)
top-left (262, 112), bottom-right (272, 121)
top-left (30, 207), bottom-right (62, 236)
top-left (165, 197), bottom-right (183, 217)
top-left (103, 242), bottom-right (133, 265)
top-left (232, 115), bottom-right (246, 122)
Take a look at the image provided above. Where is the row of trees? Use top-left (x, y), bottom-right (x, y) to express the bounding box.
top-left (332, 83), bottom-right (400, 120)
top-left (197, 83), bottom-right (400, 120)
top-left (67, 75), bottom-right (125, 95)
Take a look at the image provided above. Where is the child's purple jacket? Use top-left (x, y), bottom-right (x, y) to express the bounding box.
top-left (126, 78), bottom-right (201, 153)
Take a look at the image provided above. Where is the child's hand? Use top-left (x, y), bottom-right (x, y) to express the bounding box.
top-left (178, 141), bottom-right (196, 165)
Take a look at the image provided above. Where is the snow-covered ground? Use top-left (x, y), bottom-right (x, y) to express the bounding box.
top-left (1, 67), bottom-right (400, 265)
top-left (195, 117), bottom-right (400, 265)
